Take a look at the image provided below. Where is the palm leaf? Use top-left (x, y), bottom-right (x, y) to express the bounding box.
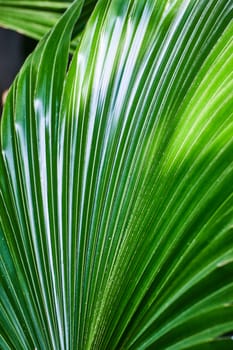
top-left (0, 0), bottom-right (97, 43)
top-left (0, 0), bottom-right (233, 349)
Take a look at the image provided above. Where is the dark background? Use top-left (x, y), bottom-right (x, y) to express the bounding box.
top-left (0, 28), bottom-right (36, 115)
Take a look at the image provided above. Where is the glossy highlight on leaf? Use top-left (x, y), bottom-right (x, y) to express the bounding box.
top-left (0, 0), bottom-right (233, 349)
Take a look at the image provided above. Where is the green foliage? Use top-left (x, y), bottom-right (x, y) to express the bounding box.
top-left (0, 0), bottom-right (97, 43)
top-left (0, 0), bottom-right (233, 348)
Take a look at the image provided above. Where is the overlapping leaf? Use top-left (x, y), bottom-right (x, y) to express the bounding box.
top-left (0, 0), bottom-right (233, 349)
top-left (0, 0), bottom-right (97, 43)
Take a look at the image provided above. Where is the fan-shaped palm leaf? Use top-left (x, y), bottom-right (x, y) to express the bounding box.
top-left (0, 0), bottom-right (233, 349)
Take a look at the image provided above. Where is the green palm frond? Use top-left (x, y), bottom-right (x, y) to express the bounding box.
top-left (0, 0), bottom-right (233, 349)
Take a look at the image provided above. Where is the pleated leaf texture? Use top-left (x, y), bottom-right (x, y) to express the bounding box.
top-left (0, 0), bottom-right (233, 349)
